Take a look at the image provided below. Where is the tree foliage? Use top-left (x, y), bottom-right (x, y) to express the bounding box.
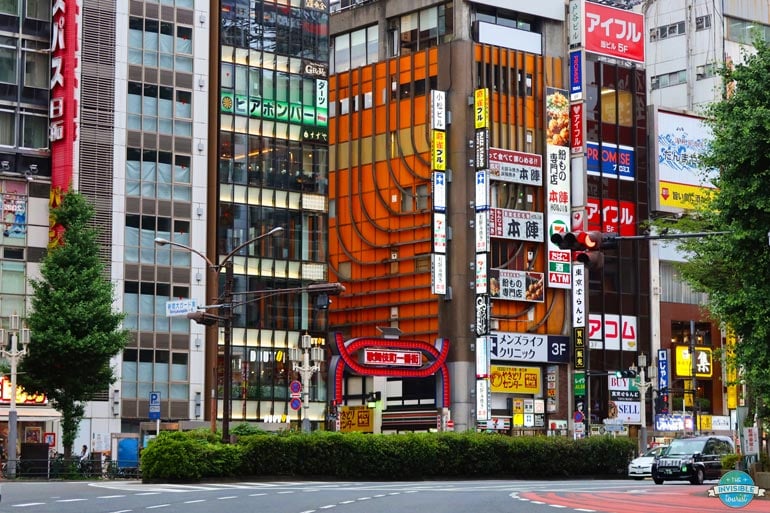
top-left (20, 191), bottom-right (128, 456)
top-left (661, 39), bottom-right (770, 424)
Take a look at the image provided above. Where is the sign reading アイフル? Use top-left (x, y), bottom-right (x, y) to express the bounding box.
top-left (584, 1), bottom-right (645, 64)
top-left (165, 299), bottom-right (198, 317)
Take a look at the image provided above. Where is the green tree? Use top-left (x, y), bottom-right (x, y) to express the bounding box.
top-left (20, 191), bottom-right (128, 457)
top-left (662, 38), bottom-right (770, 427)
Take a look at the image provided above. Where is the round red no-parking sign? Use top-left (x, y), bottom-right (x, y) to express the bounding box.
top-left (290, 380), bottom-right (302, 396)
top-left (290, 397), bottom-right (302, 411)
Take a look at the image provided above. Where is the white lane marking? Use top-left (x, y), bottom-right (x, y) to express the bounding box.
top-left (99, 495), bottom-right (127, 499)
top-left (146, 505), bottom-right (170, 509)
top-left (135, 492), bottom-right (161, 496)
top-left (57, 498), bottom-right (88, 502)
top-left (11, 503), bottom-right (46, 508)
top-left (184, 500), bottom-right (206, 504)
top-left (340, 500), bottom-right (355, 504)
top-left (248, 493), bottom-right (267, 497)
top-left (319, 505), bottom-right (336, 509)
top-left (216, 495), bottom-right (238, 500)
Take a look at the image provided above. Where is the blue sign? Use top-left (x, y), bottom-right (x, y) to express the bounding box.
top-left (149, 391), bottom-right (161, 420)
top-left (657, 349), bottom-right (669, 391)
top-left (586, 141), bottom-right (635, 181)
top-left (569, 50), bottom-right (582, 97)
top-left (708, 471), bottom-right (765, 508)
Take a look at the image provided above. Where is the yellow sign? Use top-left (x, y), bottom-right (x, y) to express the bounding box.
top-left (683, 380), bottom-right (693, 408)
top-left (489, 365), bottom-right (541, 394)
top-left (726, 330), bottom-right (738, 409)
top-left (431, 130), bottom-right (446, 170)
top-left (658, 181), bottom-right (715, 210)
top-left (675, 345), bottom-right (713, 377)
top-left (474, 88), bottom-right (489, 129)
top-left (338, 405), bottom-right (374, 433)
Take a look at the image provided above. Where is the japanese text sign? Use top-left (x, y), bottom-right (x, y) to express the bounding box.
top-left (584, 1), bottom-right (645, 64)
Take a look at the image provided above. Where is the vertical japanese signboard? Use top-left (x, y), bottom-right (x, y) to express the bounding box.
top-left (431, 91), bottom-right (448, 295)
top-left (545, 88), bottom-right (571, 289)
top-left (49, 0), bottom-right (82, 247)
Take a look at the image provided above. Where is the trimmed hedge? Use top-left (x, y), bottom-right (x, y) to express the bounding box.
top-left (141, 430), bottom-right (636, 482)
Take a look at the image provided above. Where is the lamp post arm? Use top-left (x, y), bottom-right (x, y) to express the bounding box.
top-left (219, 227), bottom-right (284, 268)
top-left (153, 238), bottom-right (216, 269)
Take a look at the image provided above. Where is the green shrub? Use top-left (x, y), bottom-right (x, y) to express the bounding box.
top-left (142, 430), bottom-right (637, 482)
top-left (721, 453), bottom-right (742, 470)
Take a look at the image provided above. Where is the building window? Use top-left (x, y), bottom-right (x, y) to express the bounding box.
top-left (0, 0), bottom-right (18, 16)
top-left (332, 24), bottom-right (378, 73)
top-left (128, 17), bottom-right (193, 72)
top-left (388, 3), bottom-right (453, 57)
top-left (126, 148), bottom-right (192, 202)
top-left (123, 281), bottom-right (190, 333)
top-left (726, 16), bottom-right (770, 44)
top-left (0, 40), bottom-right (18, 84)
top-left (649, 21), bottom-right (686, 42)
top-left (650, 70), bottom-right (687, 90)
top-left (0, 110), bottom-right (14, 146)
top-left (121, 349), bottom-right (189, 400)
top-left (695, 15), bottom-right (711, 31)
top-left (696, 63), bottom-right (717, 80)
top-left (21, 113), bottom-right (47, 148)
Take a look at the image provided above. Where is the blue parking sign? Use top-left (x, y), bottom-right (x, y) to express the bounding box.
top-left (149, 391), bottom-right (161, 420)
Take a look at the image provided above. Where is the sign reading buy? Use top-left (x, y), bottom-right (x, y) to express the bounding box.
top-left (584, 1), bottom-right (645, 64)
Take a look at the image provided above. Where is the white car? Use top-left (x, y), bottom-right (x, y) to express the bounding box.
top-left (628, 445), bottom-right (668, 479)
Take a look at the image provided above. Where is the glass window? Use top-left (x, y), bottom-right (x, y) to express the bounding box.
top-left (0, 45), bottom-right (18, 84)
top-left (26, 0), bottom-right (48, 20)
top-left (0, 0), bottom-right (18, 15)
top-left (24, 49), bottom-right (48, 89)
top-left (0, 110), bottom-right (14, 145)
top-left (21, 114), bottom-right (47, 148)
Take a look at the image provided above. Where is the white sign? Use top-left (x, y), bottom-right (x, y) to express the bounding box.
top-left (588, 313), bottom-right (637, 351)
top-left (572, 262), bottom-right (586, 327)
top-left (433, 212), bottom-right (447, 254)
top-left (432, 171), bottom-right (446, 213)
top-left (431, 90), bottom-right (446, 131)
top-left (165, 299), bottom-right (198, 317)
top-left (475, 253), bottom-right (488, 294)
top-left (475, 170), bottom-right (489, 210)
top-left (476, 379), bottom-right (490, 421)
top-left (489, 208), bottom-right (544, 242)
top-left (431, 253), bottom-right (447, 295)
top-left (476, 336), bottom-right (490, 377)
top-left (488, 147), bottom-right (542, 186)
top-left (363, 348), bottom-right (422, 367)
top-left (476, 211), bottom-right (489, 253)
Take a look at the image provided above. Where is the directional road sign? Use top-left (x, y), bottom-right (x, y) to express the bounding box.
top-left (165, 299), bottom-right (198, 317)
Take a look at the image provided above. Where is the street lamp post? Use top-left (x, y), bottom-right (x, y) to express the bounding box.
top-left (0, 313), bottom-right (30, 478)
top-left (289, 333), bottom-right (325, 433)
top-left (155, 226), bottom-right (283, 443)
top-left (634, 353), bottom-right (651, 454)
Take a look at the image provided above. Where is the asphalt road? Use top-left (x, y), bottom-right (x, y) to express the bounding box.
top-left (0, 477), bottom-right (765, 513)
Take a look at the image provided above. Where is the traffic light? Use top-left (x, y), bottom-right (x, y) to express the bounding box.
top-left (550, 231), bottom-right (618, 269)
top-left (614, 369), bottom-right (637, 379)
top-left (656, 388), bottom-right (669, 415)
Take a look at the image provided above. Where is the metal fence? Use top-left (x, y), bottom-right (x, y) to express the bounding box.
top-left (2, 457), bottom-right (140, 480)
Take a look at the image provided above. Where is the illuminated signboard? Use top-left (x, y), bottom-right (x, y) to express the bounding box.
top-left (362, 348), bottom-right (422, 367)
top-left (49, 0), bottom-right (82, 247)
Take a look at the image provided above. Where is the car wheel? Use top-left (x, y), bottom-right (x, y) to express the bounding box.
top-left (653, 477), bottom-right (664, 485)
top-left (690, 468), bottom-right (705, 485)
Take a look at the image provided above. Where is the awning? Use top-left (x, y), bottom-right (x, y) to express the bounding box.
top-left (0, 407), bottom-right (61, 422)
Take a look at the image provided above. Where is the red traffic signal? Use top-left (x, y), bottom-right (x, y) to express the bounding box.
top-left (551, 231), bottom-right (618, 251)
